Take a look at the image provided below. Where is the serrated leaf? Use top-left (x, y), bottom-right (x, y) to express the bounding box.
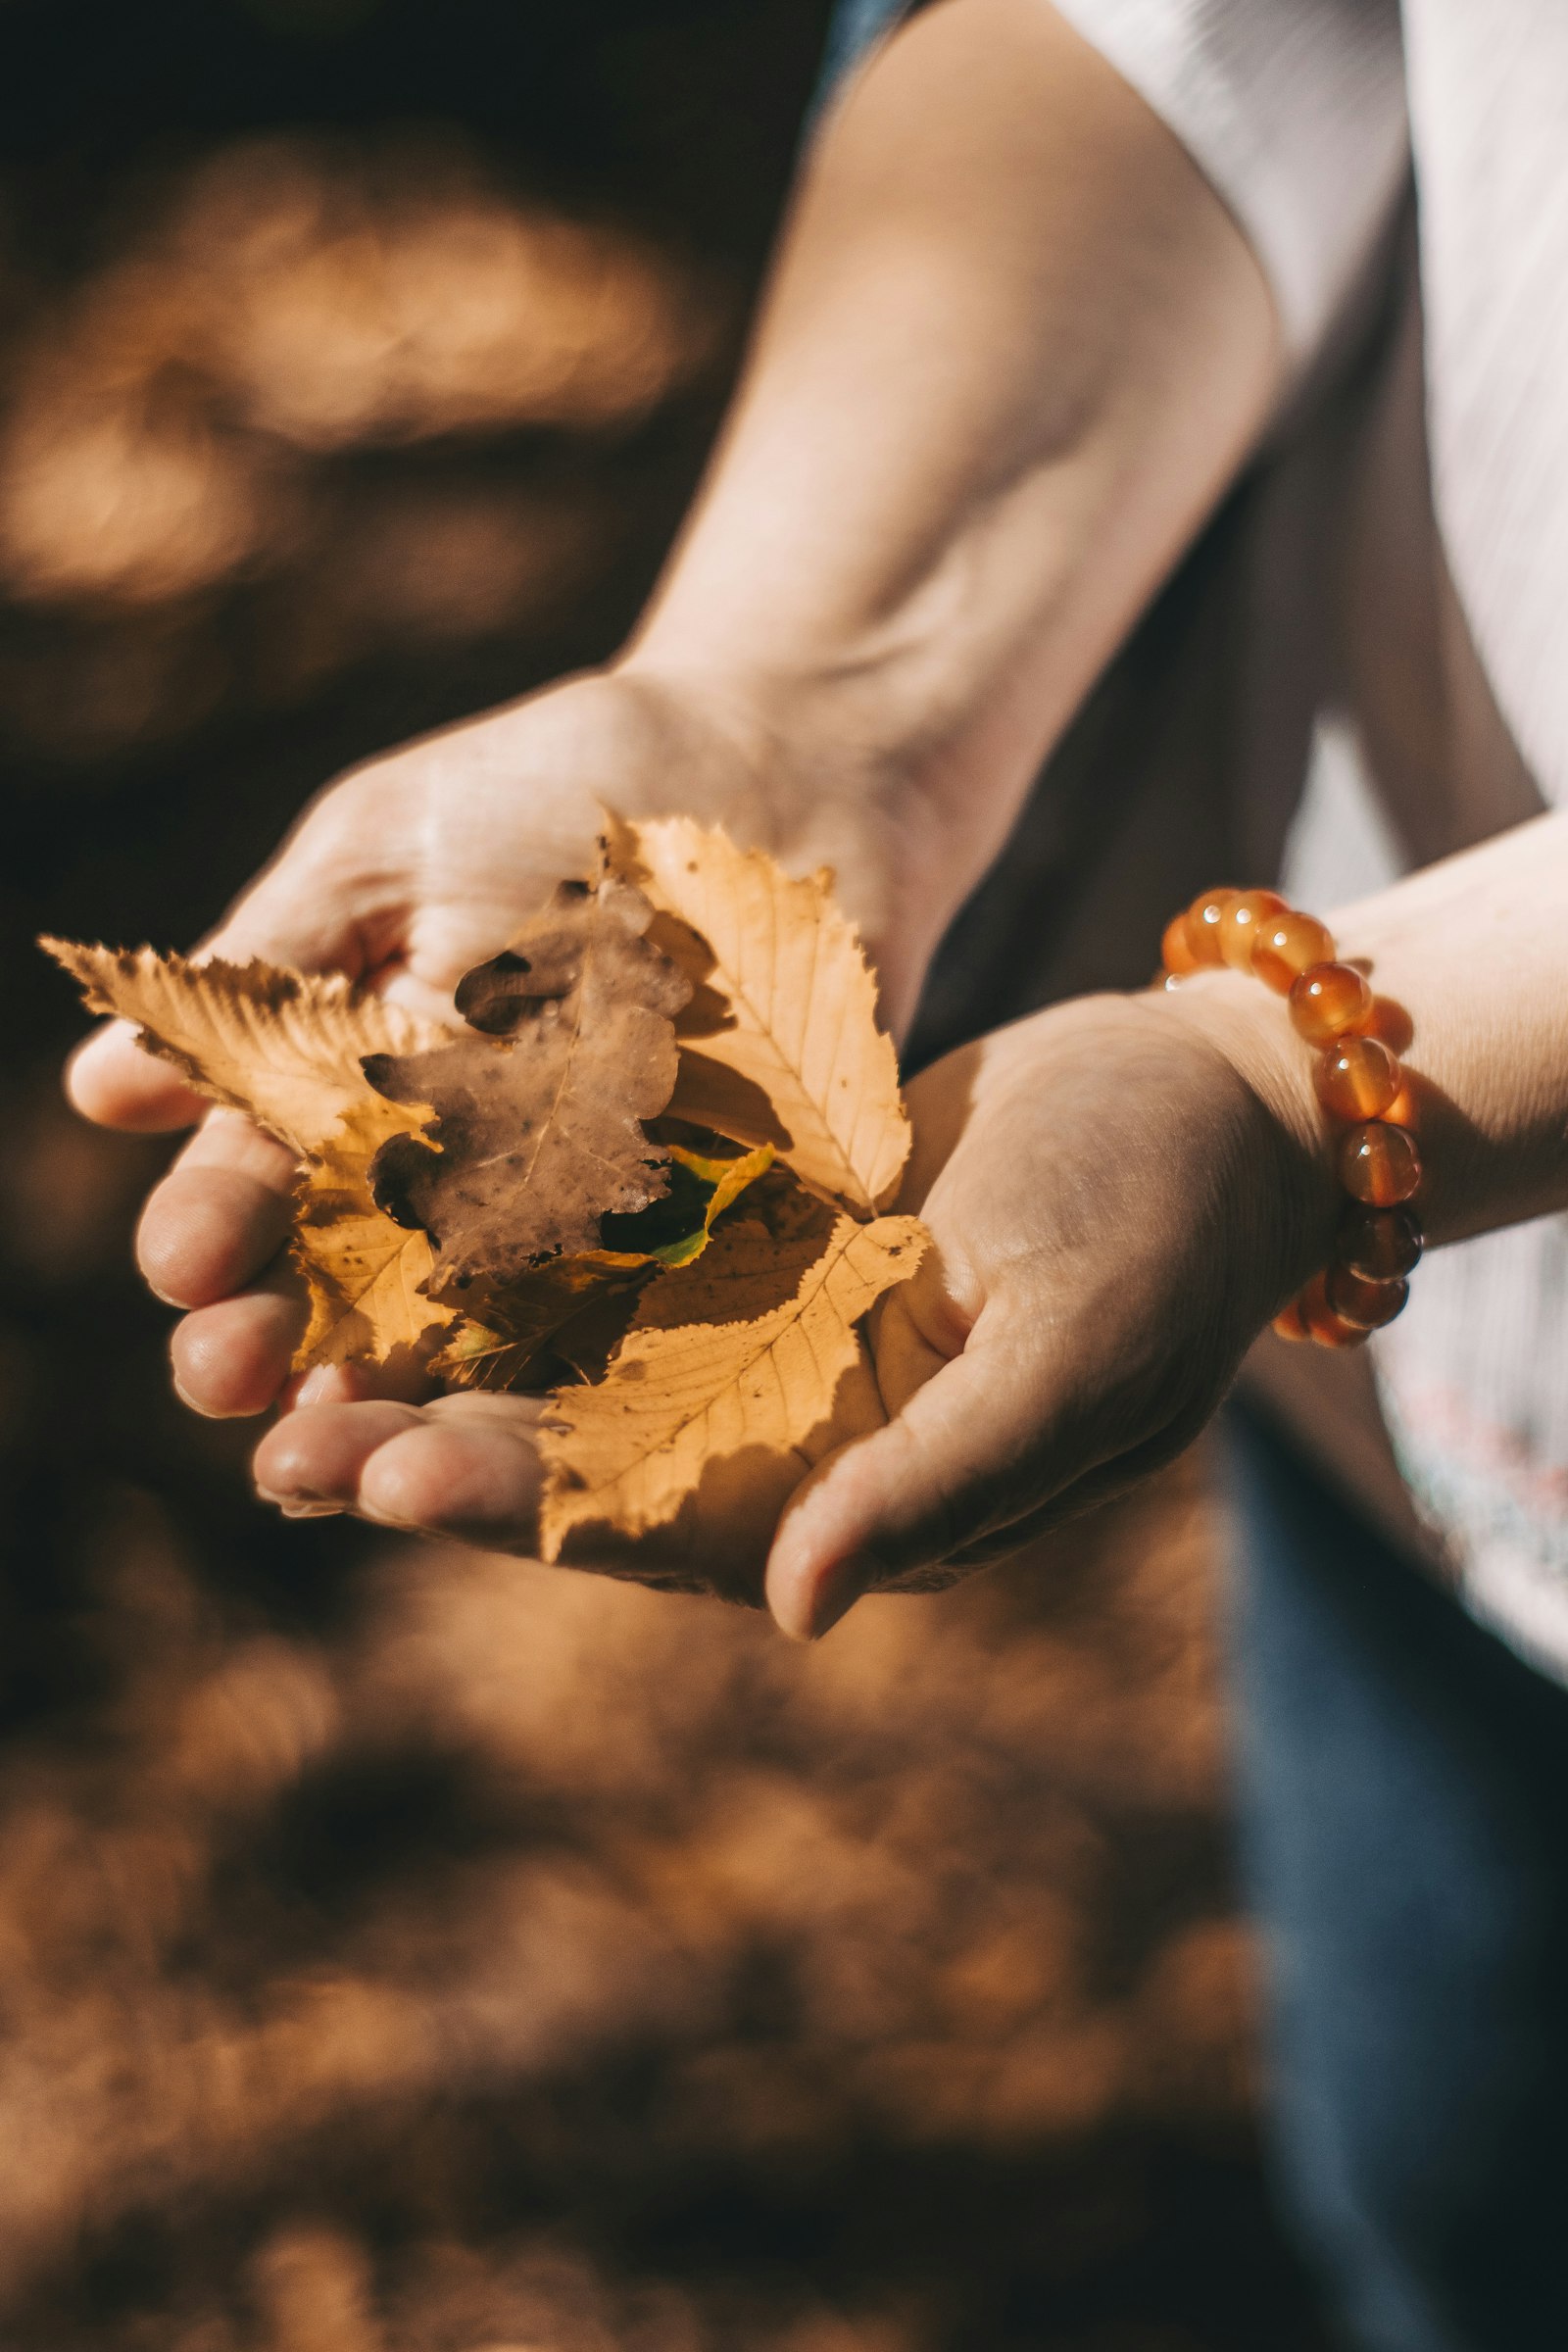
top-left (607, 815), bottom-right (909, 1215)
top-left (42, 941), bottom-right (441, 1159)
top-left (538, 1204), bottom-right (927, 1560)
top-left (43, 938), bottom-right (455, 1371)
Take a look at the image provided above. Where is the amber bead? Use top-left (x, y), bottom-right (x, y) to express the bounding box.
top-left (1298, 1271), bottom-right (1370, 1349)
top-left (1338, 1202), bottom-right (1423, 1281)
top-left (1218, 887), bottom-right (1289, 971)
top-left (1251, 908), bottom-right (1336, 994)
top-left (1271, 1298), bottom-right (1312, 1343)
top-left (1185, 887), bottom-right (1238, 967)
top-left (1161, 910), bottom-right (1201, 976)
top-left (1326, 1262), bottom-right (1409, 1330)
top-left (1340, 1120), bottom-right (1422, 1206)
top-left (1289, 960), bottom-right (1373, 1044)
top-left (1316, 1035), bottom-right (1401, 1121)
top-left (1365, 996), bottom-right (1414, 1054)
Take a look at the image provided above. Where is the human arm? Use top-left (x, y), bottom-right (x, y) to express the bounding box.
top-left (66, 0), bottom-right (1281, 1433)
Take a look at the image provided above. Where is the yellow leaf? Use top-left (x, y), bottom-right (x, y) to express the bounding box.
top-left (608, 816), bottom-right (909, 1215)
top-left (41, 941), bottom-right (442, 1160)
top-left (538, 1204), bottom-right (927, 1560)
top-left (292, 1139), bottom-right (453, 1373)
top-left (44, 939), bottom-right (454, 1370)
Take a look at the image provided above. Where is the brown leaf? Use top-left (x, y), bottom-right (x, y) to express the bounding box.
top-left (429, 1257), bottom-right (647, 1394)
top-left (538, 1202), bottom-right (927, 1561)
top-left (609, 816), bottom-right (909, 1214)
top-left (432, 1139), bottom-right (775, 1393)
top-left (366, 875), bottom-right (690, 1287)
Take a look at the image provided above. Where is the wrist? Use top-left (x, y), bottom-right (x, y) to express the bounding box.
top-left (1156, 968), bottom-right (1344, 1307)
top-left (609, 649), bottom-right (954, 1034)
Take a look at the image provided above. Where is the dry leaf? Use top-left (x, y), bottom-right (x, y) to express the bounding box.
top-left (434, 1139), bottom-right (775, 1393)
top-left (42, 939), bottom-right (455, 1371)
top-left (538, 1201), bottom-right (927, 1560)
top-left (367, 875), bottom-right (689, 1286)
top-left (600, 1137), bottom-right (775, 1268)
top-left (49, 825), bottom-right (924, 1552)
top-left (293, 1155), bottom-right (450, 1371)
top-left (41, 941), bottom-right (441, 1158)
top-left (430, 1257), bottom-right (646, 1394)
top-left (608, 815), bottom-right (908, 1214)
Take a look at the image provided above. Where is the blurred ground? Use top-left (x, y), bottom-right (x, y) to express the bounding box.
top-left (0, 5), bottom-right (1329, 2343)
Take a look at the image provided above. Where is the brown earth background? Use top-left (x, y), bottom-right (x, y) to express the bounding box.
top-left (0, 4), bottom-right (1330, 2343)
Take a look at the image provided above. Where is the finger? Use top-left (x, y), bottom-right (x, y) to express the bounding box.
top-left (137, 1112), bottom-right (299, 1307)
top-left (932, 1403), bottom-right (1216, 1570)
top-left (255, 1393), bottom-right (547, 1546)
top-left (254, 1398), bottom-right (427, 1513)
top-left (358, 1401), bottom-right (547, 1544)
top-left (171, 1268), bottom-right (308, 1419)
top-left (764, 1311), bottom-right (1067, 1641)
top-left (67, 1021), bottom-right (208, 1133)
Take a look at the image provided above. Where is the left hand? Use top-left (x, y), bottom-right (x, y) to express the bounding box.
top-left (251, 978), bottom-right (1336, 1631)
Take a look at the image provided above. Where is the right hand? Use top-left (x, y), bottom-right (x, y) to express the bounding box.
top-left (65, 662), bottom-right (907, 1429)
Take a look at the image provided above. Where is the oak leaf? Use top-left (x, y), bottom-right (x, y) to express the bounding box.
top-left (538, 1196), bottom-right (927, 1561)
top-left (609, 814), bottom-right (909, 1214)
top-left (366, 875), bottom-right (690, 1287)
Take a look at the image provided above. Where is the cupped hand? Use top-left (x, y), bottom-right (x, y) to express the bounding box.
top-left (762, 979), bottom-right (1338, 1634)
top-left (65, 662), bottom-right (910, 1428)
top-left (252, 978), bottom-right (1337, 1631)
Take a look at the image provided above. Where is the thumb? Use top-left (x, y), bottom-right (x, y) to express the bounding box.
top-left (764, 1309), bottom-right (1064, 1641)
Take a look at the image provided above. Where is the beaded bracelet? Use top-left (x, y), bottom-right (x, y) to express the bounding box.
top-left (1160, 887), bottom-right (1422, 1350)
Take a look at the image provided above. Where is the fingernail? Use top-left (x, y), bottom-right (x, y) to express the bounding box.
top-left (776, 1549), bottom-right (883, 1643)
top-left (295, 1366), bottom-right (342, 1407)
top-left (256, 1483), bottom-right (344, 1519)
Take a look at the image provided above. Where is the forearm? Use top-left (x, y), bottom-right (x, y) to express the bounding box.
top-left (1170, 813), bottom-right (1568, 1269)
top-left (621, 0), bottom-right (1278, 1000)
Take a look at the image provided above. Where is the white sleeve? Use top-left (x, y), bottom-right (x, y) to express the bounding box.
top-left (1051, 0), bottom-right (1409, 364)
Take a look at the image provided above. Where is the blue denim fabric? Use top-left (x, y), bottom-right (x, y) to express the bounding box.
top-left (816, 0), bottom-right (910, 116)
top-left (1222, 1405), bottom-right (1568, 2351)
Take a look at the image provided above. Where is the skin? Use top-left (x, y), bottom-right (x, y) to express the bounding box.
top-left (67, 0), bottom-right (1568, 1638)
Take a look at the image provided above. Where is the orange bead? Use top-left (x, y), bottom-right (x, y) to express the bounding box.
top-left (1185, 887), bottom-right (1239, 967)
top-left (1161, 910), bottom-right (1200, 976)
top-left (1218, 888), bottom-right (1289, 971)
top-left (1365, 995), bottom-right (1414, 1054)
top-left (1316, 1035), bottom-right (1401, 1121)
top-left (1271, 1298), bottom-right (1312, 1343)
top-left (1251, 908), bottom-right (1336, 994)
top-left (1340, 1121), bottom-right (1422, 1206)
top-left (1289, 960), bottom-right (1373, 1043)
top-left (1338, 1202), bottom-right (1423, 1281)
top-left (1326, 1262), bottom-right (1409, 1330)
top-left (1298, 1271), bottom-right (1371, 1349)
